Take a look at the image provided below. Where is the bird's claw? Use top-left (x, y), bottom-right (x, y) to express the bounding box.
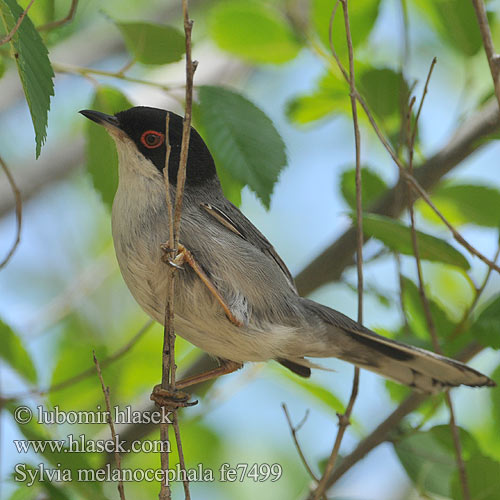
top-left (150, 384), bottom-right (198, 409)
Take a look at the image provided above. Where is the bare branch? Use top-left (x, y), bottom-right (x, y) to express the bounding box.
top-left (157, 2), bottom-right (196, 498)
top-left (0, 155), bottom-right (22, 269)
top-left (38, 0), bottom-right (78, 31)
top-left (311, 2), bottom-right (362, 497)
top-left (405, 59), bottom-right (470, 500)
top-left (0, 0), bottom-right (35, 46)
top-left (471, 0), bottom-right (500, 110)
top-left (93, 352), bottom-right (126, 500)
top-left (294, 99), bottom-right (500, 296)
top-left (282, 404), bottom-right (319, 483)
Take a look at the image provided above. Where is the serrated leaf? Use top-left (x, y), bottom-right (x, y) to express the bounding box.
top-left (471, 295), bottom-right (500, 349)
top-left (359, 213), bottom-right (470, 269)
top-left (286, 70), bottom-right (350, 124)
top-left (312, 0), bottom-right (381, 63)
top-left (116, 21), bottom-right (185, 65)
top-left (393, 428), bottom-right (455, 497)
top-left (198, 86), bottom-right (287, 208)
top-left (0, 0), bottom-right (54, 157)
top-left (208, 1), bottom-right (301, 64)
top-left (451, 455), bottom-right (500, 500)
top-left (424, 184), bottom-right (500, 228)
top-left (84, 86), bottom-right (132, 210)
top-left (0, 318), bottom-right (37, 384)
top-left (340, 166), bottom-right (388, 210)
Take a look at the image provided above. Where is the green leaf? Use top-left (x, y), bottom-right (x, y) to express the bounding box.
top-left (451, 455), bottom-right (500, 500)
top-left (417, 0), bottom-right (484, 56)
top-left (198, 86), bottom-right (287, 208)
top-left (0, 318), bottom-right (37, 384)
top-left (340, 167), bottom-right (388, 210)
top-left (208, 1), bottom-right (301, 64)
top-left (0, 56), bottom-right (5, 79)
top-left (393, 428), bottom-right (456, 497)
top-left (0, 0), bottom-right (54, 157)
top-left (423, 184), bottom-right (500, 228)
top-left (286, 70), bottom-right (350, 125)
top-left (359, 213), bottom-right (470, 270)
top-left (402, 277), bottom-right (456, 342)
top-left (116, 21), bottom-right (185, 65)
top-left (312, 0), bottom-right (381, 63)
top-left (85, 86), bottom-right (133, 210)
top-left (471, 295), bottom-right (500, 349)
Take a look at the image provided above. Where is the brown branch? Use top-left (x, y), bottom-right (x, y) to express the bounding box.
top-left (4, 320), bottom-right (152, 402)
top-left (0, 155), bottom-right (22, 269)
top-left (294, 99), bottom-right (500, 297)
top-left (451, 244), bottom-right (500, 340)
top-left (93, 352), bottom-right (126, 500)
top-left (313, 341), bottom-right (484, 492)
top-left (282, 404), bottom-right (319, 484)
top-left (405, 59), bottom-right (470, 500)
top-left (157, 2), bottom-right (196, 499)
top-left (38, 0), bottom-right (78, 31)
top-left (311, 2), bottom-right (362, 497)
top-left (471, 0), bottom-right (500, 110)
top-left (0, 0), bottom-right (35, 46)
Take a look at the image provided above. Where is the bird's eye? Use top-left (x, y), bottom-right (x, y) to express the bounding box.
top-left (140, 130), bottom-right (165, 149)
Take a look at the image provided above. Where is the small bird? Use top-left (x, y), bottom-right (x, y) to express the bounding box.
top-left (80, 106), bottom-right (494, 394)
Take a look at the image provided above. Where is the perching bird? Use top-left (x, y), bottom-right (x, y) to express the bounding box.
top-left (80, 106), bottom-right (494, 394)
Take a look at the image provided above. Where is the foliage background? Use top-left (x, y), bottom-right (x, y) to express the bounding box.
top-left (1, 0), bottom-right (500, 498)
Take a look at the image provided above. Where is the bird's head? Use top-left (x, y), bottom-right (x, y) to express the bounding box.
top-left (79, 106), bottom-right (217, 186)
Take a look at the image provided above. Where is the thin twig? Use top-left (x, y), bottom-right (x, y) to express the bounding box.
top-left (281, 404), bottom-right (319, 483)
top-left (471, 0), bottom-right (500, 110)
top-left (310, 342), bottom-right (485, 494)
top-left (450, 244), bottom-right (500, 340)
top-left (157, 1), bottom-right (196, 499)
top-left (4, 320), bottom-right (153, 402)
top-left (405, 59), bottom-right (470, 500)
top-left (0, 155), bottom-right (22, 269)
top-left (38, 0), bottom-right (78, 31)
top-left (311, 2), bottom-right (362, 498)
top-left (93, 352), bottom-right (126, 500)
top-left (317, 20), bottom-right (500, 276)
top-left (0, 0), bottom-right (35, 46)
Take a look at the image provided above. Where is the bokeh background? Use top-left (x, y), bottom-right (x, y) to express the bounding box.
top-left (1, 0), bottom-right (500, 498)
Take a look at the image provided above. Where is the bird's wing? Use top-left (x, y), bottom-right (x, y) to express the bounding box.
top-left (200, 201), bottom-right (297, 292)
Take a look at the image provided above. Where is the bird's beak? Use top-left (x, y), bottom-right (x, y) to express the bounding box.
top-left (79, 109), bottom-right (120, 130)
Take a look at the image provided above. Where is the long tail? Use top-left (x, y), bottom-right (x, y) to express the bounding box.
top-left (297, 299), bottom-right (495, 393)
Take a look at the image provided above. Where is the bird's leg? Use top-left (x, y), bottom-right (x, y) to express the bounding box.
top-left (161, 243), bottom-right (243, 327)
top-left (174, 359), bottom-right (243, 390)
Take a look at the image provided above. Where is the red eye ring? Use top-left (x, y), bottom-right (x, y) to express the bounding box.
top-left (140, 130), bottom-right (165, 149)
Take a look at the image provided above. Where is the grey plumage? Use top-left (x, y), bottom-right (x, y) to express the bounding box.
top-left (81, 106), bottom-right (495, 394)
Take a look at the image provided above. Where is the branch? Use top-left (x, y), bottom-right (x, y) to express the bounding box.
top-left (312, 2), bottom-right (362, 497)
top-left (471, 0), bottom-right (500, 110)
top-left (0, 0), bottom-right (35, 46)
top-left (282, 404), bottom-right (319, 483)
top-left (406, 59), bottom-right (470, 500)
top-left (314, 340), bottom-right (485, 491)
top-left (94, 353), bottom-right (126, 500)
top-left (0, 155), bottom-right (22, 269)
top-left (294, 98), bottom-right (500, 296)
top-left (157, 2), bottom-right (196, 499)
top-left (38, 0), bottom-right (79, 31)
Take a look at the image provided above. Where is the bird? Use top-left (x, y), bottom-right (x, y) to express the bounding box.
top-left (80, 106), bottom-right (495, 394)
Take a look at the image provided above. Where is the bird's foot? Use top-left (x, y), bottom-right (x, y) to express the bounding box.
top-left (150, 384), bottom-right (198, 409)
top-left (160, 243), bottom-right (186, 269)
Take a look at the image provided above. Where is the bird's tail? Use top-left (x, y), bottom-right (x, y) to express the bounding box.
top-left (296, 299), bottom-right (494, 393)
